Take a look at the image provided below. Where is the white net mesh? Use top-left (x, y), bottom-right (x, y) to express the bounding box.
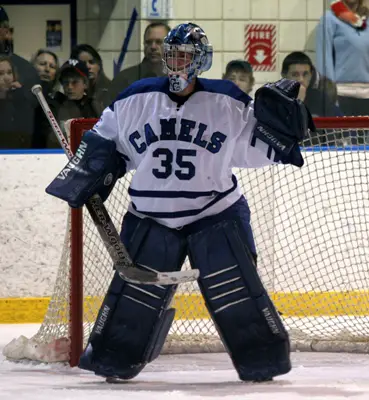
top-left (4, 118), bottom-right (369, 364)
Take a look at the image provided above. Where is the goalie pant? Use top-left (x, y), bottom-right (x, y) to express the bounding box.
top-left (79, 195), bottom-right (291, 382)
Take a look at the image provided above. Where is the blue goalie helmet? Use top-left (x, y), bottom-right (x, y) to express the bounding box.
top-left (163, 22), bottom-right (213, 93)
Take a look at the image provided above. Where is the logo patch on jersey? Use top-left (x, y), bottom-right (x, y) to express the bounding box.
top-left (104, 173), bottom-right (113, 186)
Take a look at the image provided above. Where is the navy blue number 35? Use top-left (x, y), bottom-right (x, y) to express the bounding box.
top-left (152, 148), bottom-right (196, 180)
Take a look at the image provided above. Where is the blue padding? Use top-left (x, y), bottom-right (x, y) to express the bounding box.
top-left (79, 217), bottom-right (187, 379)
top-left (188, 220), bottom-right (291, 381)
top-left (46, 131), bottom-right (126, 208)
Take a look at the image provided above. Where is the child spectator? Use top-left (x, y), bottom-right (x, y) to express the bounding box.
top-left (316, 0), bottom-right (369, 115)
top-left (0, 56), bottom-right (35, 148)
top-left (222, 60), bottom-right (255, 95)
top-left (70, 44), bottom-right (111, 112)
top-left (281, 51), bottom-right (340, 117)
top-left (54, 59), bottom-right (100, 136)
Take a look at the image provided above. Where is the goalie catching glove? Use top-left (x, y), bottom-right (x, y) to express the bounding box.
top-left (253, 78), bottom-right (315, 167)
top-left (46, 131), bottom-right (127, 208)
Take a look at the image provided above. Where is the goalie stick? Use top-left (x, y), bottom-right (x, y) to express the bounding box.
top-left (31, 84), bottom-right (199, 286)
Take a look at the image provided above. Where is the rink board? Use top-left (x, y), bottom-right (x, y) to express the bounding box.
top-left (1, 290), bottom-right (369, 323)
top-left (1, 150), bottom-right (369, 323)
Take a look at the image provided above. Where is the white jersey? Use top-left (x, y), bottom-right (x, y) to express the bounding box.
top-left (93, 77), bottom-right (278, 228)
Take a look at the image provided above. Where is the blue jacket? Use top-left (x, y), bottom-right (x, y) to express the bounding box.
top-left (316, 10), bottom-right (369, 83)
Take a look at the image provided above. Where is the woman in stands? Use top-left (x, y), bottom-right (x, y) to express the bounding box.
top-left (31, 49), bottom-right (60, 97)
top-left (31, 49), bottom-right (60, 148)
top-left (70, 44), bottom-right (111, 113)
top-left (316, 0), bottom-right (369, 116)
top-left (0, 55), bottom-right (35, 148)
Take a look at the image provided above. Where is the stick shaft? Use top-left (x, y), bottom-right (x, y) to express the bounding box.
top-left (31, 85), bottom-right (74, 159)
top-left (31, 84), bottom-right (199, 285)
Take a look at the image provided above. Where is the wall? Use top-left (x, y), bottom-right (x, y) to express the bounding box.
top-left (6, 4), bottom-right (71, 63)
top-left (168, 0), bottom-right (325, 89)
top-left (76, 0), bottom-right (330, 92)
top-left (3, 0), bottom-right (332, 89)
top-left (77, 0), bottom-right (142, 80)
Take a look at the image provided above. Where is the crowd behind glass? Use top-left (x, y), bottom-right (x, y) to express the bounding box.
top-left (1, 0), bottom-right (368, 149)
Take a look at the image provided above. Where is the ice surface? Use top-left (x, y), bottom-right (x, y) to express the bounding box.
top-left (2, 324), bottom-right (369, 400)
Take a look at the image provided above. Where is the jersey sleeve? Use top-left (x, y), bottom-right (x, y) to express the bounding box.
top-left (91, 106), bottom-right (118, 143)
top-left (91, 105), bottom-right (133, 169)
top-left (232, 101), bottom-right (279, 169)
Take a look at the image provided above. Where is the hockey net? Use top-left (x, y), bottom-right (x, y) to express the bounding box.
top-left (4, 117), bottom-right (369, 366)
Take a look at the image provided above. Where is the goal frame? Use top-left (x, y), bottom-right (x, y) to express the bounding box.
top-left (67, 116), bottom-right (369, 366)
top-left (69, 120), bottom-right (89, 366)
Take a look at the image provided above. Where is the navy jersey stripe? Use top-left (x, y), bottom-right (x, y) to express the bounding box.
top-left (128, 187), bottom-right (218, 199)
top-left (131, 176), bottom-right (238, 218)
top-left (110, 77), bottom-right (252, 111)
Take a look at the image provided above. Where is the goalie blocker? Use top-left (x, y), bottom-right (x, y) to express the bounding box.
top-left (79, 197), bottom-right (291, 382)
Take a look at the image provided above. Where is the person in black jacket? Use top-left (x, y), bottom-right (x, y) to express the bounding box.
top-left (281, 51), bottom-right (341, 118)
top-left (0, 6), bottom-right (40, 95)
top-left (0, 55), bottom-right (35, 148)
top-left (50, 59), bottom-right (100, 147)
top-left (281, 52), bottom-right (344, 146)
top-left (70, 44), bottom-right (111, 111)
top-left (31, 49), bottom-right (60, 96)
top-left (0, 5), bottom-right (40, 149)
top-left (56, 59), bottom-right (100, 119)
top-left (107, 22), bottom-right (170, 103)
top-left (31, 49), bottom-right (60, 148)
top-left (33, 59), bottom-right (101, 148)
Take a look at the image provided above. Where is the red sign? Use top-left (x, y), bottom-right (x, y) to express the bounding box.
top-left (244, 24), bottom-right (277, 71)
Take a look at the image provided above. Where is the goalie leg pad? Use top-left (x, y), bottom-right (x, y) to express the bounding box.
top-left (188, 219), bottom-right (291, 382)
top-left (79, 216), bottom-right (187, 379)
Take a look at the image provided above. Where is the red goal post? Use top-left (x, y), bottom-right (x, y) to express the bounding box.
top-left (3, 116), bottom-right (369, 366)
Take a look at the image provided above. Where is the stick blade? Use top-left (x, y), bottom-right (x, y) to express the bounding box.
top-left (116, 264), bottom-right (199, 285)
top-left (156, 269), bottom-right (200, 285)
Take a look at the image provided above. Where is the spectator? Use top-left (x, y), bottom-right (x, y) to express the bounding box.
top-left (31, 49), bottom-right (60, 148)
top-left (107, 21), bottom-right (170, 102)
top-left (31, 49), bottom-right (59, 96)
top-left (0, 56), bottom-right (35, 148)
top-left (281, 51), bottom-right (340, 117)
top-left (316, 0), bottom-right (369, 115)
top-left (222, 60), bottom-right (255, 95)
top-left (52, 59), bottom-right (101, 140)
top-left (0, 6), bottom-right (12, 54)
top-left (70, 44), bottom-right (111, 112)
top-left (0, 6), bottom-right (40, 94)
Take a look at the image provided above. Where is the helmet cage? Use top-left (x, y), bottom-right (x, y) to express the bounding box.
top-left (163, 42), bottom-right (212, 81)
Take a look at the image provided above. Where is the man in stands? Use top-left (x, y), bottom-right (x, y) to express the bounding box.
top-left (281, 51), bottom-right (340, 117)
top-left (107, 21), bottom-right (170, 102)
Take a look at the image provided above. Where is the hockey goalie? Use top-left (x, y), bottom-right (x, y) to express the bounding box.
top-left (45, 22), bottom-right (314, 382)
